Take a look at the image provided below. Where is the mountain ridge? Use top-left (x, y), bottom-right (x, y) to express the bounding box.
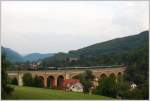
top-left (2, 30), bottom-right (148, 64)
top-left (1, 47), bottom-right (55, 62)
top-left (23, 53), bottom-right (54, 61)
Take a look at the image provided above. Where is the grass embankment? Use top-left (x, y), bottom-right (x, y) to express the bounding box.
top-left (6, 85), bottom-right (112, 100)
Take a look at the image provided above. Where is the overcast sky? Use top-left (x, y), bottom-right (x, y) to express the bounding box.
top-left (1, 1), bottom-right (149, 55)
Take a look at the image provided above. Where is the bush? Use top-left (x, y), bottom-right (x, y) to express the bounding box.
top-left (23, 73), bottom-right (33, 86)
top-left (94, 76), bottom-right (117, 98)
top-left (11, 77), bottom-right (18, 85)
top-left (94, 76), bottom-right (148, 100)
top-left (116, 81), bottom-right (130, 99)
top-left (2, 85), bottom-right (14, 99)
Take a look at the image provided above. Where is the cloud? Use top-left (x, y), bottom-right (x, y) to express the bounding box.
top-left (1, 1), bottom-right (149, 55)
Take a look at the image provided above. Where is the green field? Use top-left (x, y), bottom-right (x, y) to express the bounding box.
top-left (6, 85), bottom-right (113, 100)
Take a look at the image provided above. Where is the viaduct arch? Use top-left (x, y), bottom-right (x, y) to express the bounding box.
top-left (7, 66), bottom-right (126, 88)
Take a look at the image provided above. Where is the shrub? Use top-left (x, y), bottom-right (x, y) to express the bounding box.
top-left (11, 77), bottom-right (18, 85)
top-left (22, 73), bottom-right (33, 86)
top-left (95, 76), bottom-right (117, 98)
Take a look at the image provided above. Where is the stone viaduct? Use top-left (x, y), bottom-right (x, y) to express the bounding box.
top-left (7, 66), bottom-right (126, 88)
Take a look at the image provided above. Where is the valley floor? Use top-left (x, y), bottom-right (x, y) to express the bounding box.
top-left (5, 85), bottom-right (112, 100)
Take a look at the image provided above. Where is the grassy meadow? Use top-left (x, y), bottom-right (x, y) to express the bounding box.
top-left (6, 85), bottom-right (112, 100)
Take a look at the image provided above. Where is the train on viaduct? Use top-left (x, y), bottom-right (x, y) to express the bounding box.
top-left (7, 65), bottom-right (126, 88)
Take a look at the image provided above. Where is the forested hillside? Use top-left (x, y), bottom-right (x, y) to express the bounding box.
top-left (69, 31), bottom-right (148, 56)
top-left (42, 31), bottom-right (148, 67)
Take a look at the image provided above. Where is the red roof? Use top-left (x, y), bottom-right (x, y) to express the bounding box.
top-left (63, 79), bottom-right (80, 87)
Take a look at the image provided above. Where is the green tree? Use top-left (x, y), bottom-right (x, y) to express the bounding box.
top-left (79, 70), bottom-right (95, 93)
top-left (1, 53), bottom-right (14, 99)
top-left (116, 81), bottom-right (130, 99)
top-left (11, 77), bottom-right (18, 85)
top-left (22, 73), bottom-right (33, 86)
top-left (95, 76), bottom-right (117, 98)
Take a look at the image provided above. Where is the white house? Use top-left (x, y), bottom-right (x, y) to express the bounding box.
top-left (130, 83), bottom-right (137, 91)
top-left (131, 83), bottom-right (137, 89)
top-left (69, 82), bottom-right (83, 92)
top-left (63, 79), bottom-right (83, 92)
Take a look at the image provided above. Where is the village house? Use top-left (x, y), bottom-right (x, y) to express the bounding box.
top-left (65, 57), bottom-right (79, 62)
top-left (130, 82), bottom-right (137, 91)
top-left (63, 79), bottom-right (83, 92)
